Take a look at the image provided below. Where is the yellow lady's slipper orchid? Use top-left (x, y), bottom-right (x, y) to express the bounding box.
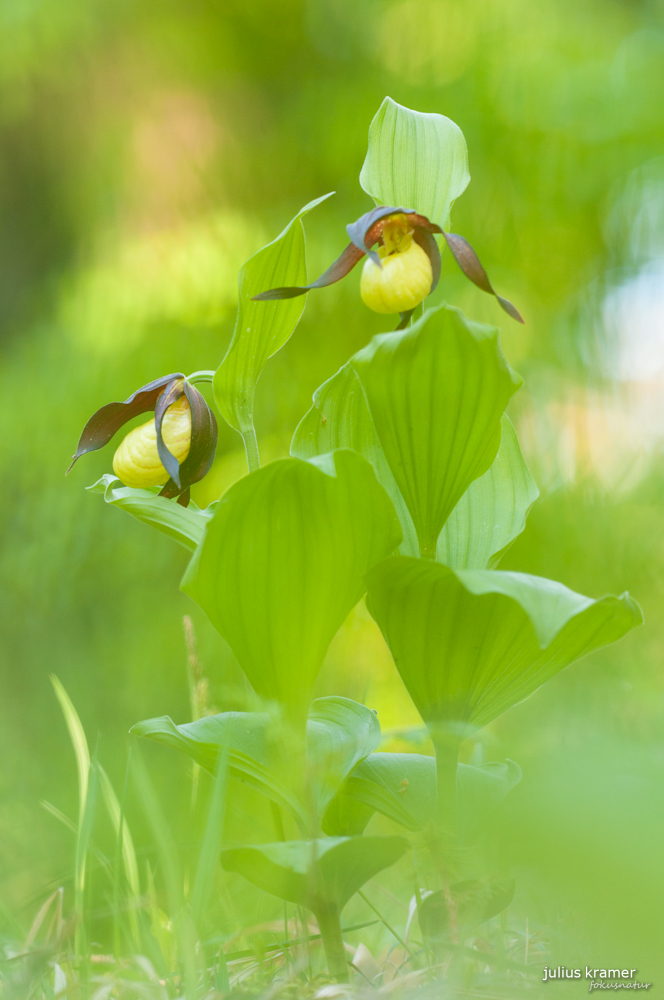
top-left (67, 374), bottom-right (217, 506)
top-left (252, 204), bottom-right (523, 328)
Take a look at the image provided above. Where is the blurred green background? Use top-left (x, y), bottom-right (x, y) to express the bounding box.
top-left (1, 0), bottom-right (664, 986)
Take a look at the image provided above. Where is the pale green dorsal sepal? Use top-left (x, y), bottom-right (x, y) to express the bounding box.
top-left (359, 97), bottom-right (470, 230)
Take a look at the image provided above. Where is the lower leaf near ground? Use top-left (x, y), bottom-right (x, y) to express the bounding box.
top-left (131, 696), bottom-right (381, 827)
top-left (323, 753), bottom-right (521, 839)
top-left (220, 835), bottom-right (408, 912)
top-left (419, 879), bottom-right (516, 941)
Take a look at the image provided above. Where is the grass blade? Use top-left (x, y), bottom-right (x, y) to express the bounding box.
top-left (98, 760), bottom-right (141, 947)
top-left (189, 743), bottom-right (228, 925)
top-left (51, 675), bottom-right (89, 826)
top-left (132, 748), bottom-right (199, 998)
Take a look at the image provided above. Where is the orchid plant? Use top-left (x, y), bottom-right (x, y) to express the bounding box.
top-left (69, 96), bottom-right (642, 984)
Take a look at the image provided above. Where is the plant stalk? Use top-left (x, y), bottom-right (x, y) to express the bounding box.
top-left (314, 905), bottom-right (349, 983)
top-left (419, 539), bottom-right (437, 560)
top-left (241, 425), bottom-right (260, 474)
top-left (431, 731), bottom-right (461, 834)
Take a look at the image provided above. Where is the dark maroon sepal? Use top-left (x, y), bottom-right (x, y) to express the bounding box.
top-left (66, 373), bottom-right (185, 474)
top-left (347, 206), bottom-right (413, 265)
top-left (159, 382), bottom-right (218, 502)
top-left (252, 242), bottom-right (365, 301)
top-left (347, 207), bottom-right (443, 266)
top-left (442, 233), bottom-right (524, 324)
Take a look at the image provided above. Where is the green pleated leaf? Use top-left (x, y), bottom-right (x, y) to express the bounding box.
top-left (456, 759), bottom-right (523, 838)
top-left (349, 305), bottom-right (522, 557)
top-left (321, 790), bottom-right (375, 837)
top-left (130, 711), bottom-right (304, 822)
top-left (291, 363), bottom-right (418, 556)
top-left (182, 452), bottom-right (402, 720)
top-left (221, 835), bottom-right (408, 912)
top-left (366, 558), bottom-right (643, 729)
top-left (324, 753), bottom-right (521, 839)
top-left (436, 416), bottom-right (539, 569)
top-left (214, 193), bottom-right (333, 435)
top-left (131, 696), bottom-right (380, 826)
top-left (359, 97), bottom-right (470, 230)
top-left (291, 373), bottom-right (535, 568)
top-left (307, 698), bottom-right (381, 815)
top-left (87, 474), bottom-right (215, 551)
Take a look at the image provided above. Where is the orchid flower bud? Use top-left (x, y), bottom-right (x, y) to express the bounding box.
top-left (113, 394), bottom-right (191, 488)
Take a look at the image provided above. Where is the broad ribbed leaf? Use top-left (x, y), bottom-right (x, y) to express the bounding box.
top-left (214, 193), bottom-right (332, 434)
top-left (325, 753), bottom-right (521, 839)
top-left (132, 696), bottom-right (380, 825)
top-left (88, 475), bottom-right (214, 551)
top-left (291, 363), bottom-right (418, 556)
top-left (322, 792), bottom-right (374, 837)
top-left (359, 97), bottom-right (470, 230)
top-left (349, 306), bottom-right (522, 557)
top-left (292, 372), bottom-right (534, 567)
top-left (182, 452), bottom-right (402, 719)
top-left (437, 416), bottom-right (538, 569)
top-left (221, 836), bottom-right (408, 911)
top-left (307, 698), bottom-right (380, 815)
top-left (366, 558), bottom-right (643, 729)
top-left (130, 711), bottom-right (304, 821)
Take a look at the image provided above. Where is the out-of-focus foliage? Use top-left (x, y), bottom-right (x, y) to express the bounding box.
top-left (1, 0), bottom-right (664, 988)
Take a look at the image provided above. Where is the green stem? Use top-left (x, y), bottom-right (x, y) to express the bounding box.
top-left (241, 426), bottom-right (260, 474)
top-left (419, 533), bottom-right (437, 560)
top-left (299, 906), bottom-right (313, 980)
top-left (185, 370), bottom-right (216, 385)
top-left (431, 732), bottom-right (460, 834)
top-left (315, 905), bottom-right (349, 983)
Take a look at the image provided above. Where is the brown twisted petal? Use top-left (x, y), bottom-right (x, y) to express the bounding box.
top-left (413, 229), bottom-right (441, 293)
top-left (159, 382), bottom-right (218, 504)
top-left (154, 379), bottom-right (187, 487)
top-left (251, 242), bottom-right (365, 301)
top-left (67, 373), bottom-right (185, 474)
top-left (252, 206), bottom-right (444, 301)
top-left (442, 232), bottom-right (524, 324)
